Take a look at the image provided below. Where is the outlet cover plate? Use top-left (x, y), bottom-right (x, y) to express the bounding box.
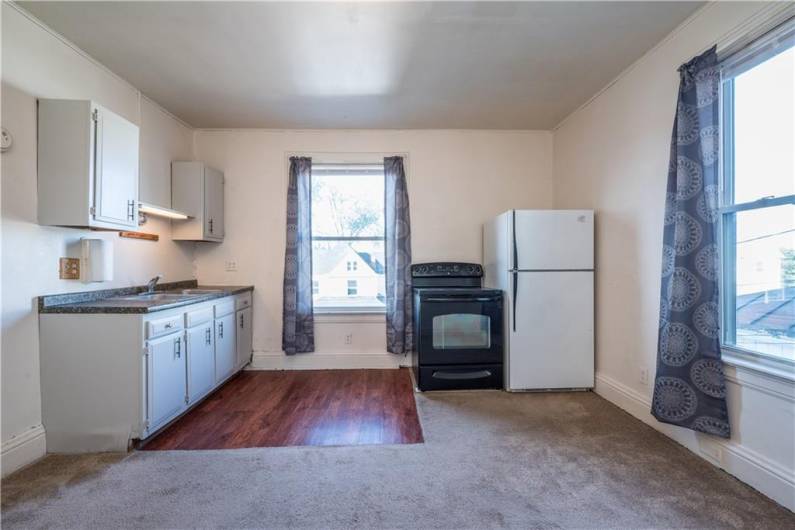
top-left (59, 257), bottom-right (80, 279)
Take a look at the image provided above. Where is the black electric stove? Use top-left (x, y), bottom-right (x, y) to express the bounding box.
top-left (411, 262), bottom-right (504, 391)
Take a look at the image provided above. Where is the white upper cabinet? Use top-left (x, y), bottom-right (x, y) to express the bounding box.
top-left (172, 161), bottom-right (225, 242)
top-left (38, 99), bottom-right (139, 230)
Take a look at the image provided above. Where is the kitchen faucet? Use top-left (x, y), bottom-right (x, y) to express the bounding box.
top-left (146, 274), bottom-right (163, 293)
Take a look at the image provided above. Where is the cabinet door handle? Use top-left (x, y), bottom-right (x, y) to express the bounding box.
top-left (205, 327), bottom-right (212, 345)
top-left (174, 337), bottom-right (181, 358)
top-left (127, 199), bottom-right (136, 222)
top-left (240, 313), bottom-right (244, 329)
top-left (219, 321), bottom-right (224, 338)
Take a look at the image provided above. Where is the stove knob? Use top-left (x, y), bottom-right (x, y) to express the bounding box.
top-left (453, 265), bottom-right (460, 272)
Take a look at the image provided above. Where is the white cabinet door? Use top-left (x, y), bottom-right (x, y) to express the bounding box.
top-left (236, 307), bottom-right (253, 369)
top-left (146, 332), bottom-right (187, 433)
top-left (204, 167), bottom-right (224, 239)
top-left (186, 323), bottom-right (215, 404)
top-left (93, 105), bottom-right (139, 227)
top-left (215, 313), bottom-right (236, 384)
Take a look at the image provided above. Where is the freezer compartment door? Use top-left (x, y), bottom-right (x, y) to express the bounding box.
top-left (508, 271), bottom-right (594, 390)
top-left (512, 210), bottom-right (593, 270)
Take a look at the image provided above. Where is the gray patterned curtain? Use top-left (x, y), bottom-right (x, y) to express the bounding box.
top-left (385, 156), bottom-right (413, 354)
top-left (652, 46), bottom-right (730, 438)
top-left (282, 157), bottom-right (314, 354)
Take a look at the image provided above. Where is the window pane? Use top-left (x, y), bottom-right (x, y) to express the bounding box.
top-left (725, 204), bottom-right (795, 362)
top-left (733, 46), bottom-right (795, 204)
top-left (311, 170), bottom-right (385, 237)
top-left (312, 240), bottom-right (385, 311)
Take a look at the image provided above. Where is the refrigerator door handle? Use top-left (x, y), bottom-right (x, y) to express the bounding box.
top-left (512, 271), bottom-right (518, 333)
top-left (512, 210), bottom-right (518, 271)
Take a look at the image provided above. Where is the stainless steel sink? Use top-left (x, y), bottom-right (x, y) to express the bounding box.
top-left (173, 289), bottom-right (223, 295)
top-left (111, 293), bottom-right (189, 302)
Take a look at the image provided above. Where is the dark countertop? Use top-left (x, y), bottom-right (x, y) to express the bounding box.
top-left (39, 280), bottom-right (254, 314)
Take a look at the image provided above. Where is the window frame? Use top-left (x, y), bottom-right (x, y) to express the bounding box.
top-left (310, 162), bottom-right (386, 314)
top-left (718, 19), bottom-right (795, 368)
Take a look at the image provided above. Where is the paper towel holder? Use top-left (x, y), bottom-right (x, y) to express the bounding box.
top-left (81, 238), bottom-right (113, 283)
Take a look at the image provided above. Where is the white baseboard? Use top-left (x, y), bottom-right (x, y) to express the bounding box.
top-left (250, 351), bottom-right (406, 370)
top-left (595, 372), bottom-right (795, 512)
top-left (1, 424), bottom-right (46, 478)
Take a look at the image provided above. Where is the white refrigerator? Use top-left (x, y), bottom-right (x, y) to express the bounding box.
top-left (483, 210), bottom-right (594, 391)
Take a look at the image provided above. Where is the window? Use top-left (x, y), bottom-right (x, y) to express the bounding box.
top-left (720, 21), bottom-right (795, 364)
top-left (311, 163), bottom-right (385, 313)
top-left (312, 280), bottom-right (319, 295)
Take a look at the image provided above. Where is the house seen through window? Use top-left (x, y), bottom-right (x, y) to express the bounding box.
top-left (720, 22), bottom-right (794, 363)
top-left (311, 163), bottom-right (386, 312)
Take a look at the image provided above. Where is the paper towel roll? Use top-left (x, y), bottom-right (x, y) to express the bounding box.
top-left (81, 238), bottom-right (113, 282)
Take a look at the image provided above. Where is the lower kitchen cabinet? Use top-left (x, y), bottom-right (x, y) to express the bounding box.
top-left (236, 307), bottom-right (253, 369)
top-left (186, 320), bottom-right (215, 404)
top-left (38, 289), bottom-right (253, 453)
top-left (215, 313), bottom-right (236, 384)
top-left (146, 331), bottom-right (188, 433)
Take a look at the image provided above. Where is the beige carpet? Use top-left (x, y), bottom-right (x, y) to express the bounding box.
top-left (3, 390), bottom-right (793, 529)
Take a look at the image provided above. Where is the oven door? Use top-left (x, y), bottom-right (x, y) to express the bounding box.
top-left (416, 292), bottom-right (503, 365)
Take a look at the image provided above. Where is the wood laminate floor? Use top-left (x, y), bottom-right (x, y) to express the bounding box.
top-left (143, 368), bottom-right (423, 450)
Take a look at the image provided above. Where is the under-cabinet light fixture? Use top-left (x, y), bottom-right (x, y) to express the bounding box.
top-left (138, 203), bottom-right (190, 220)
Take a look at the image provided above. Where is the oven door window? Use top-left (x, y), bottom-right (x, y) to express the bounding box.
top-left (432, 314), bottom-right (491, 349)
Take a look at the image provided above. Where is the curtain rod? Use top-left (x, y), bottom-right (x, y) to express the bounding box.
top-left (714, 5), bottom-right (794, 62)
top-left (312, 163), bottom-right (384, 168)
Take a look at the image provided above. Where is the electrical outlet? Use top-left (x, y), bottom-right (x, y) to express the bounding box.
top-left (699, 440), bottom-right (723, 466)
top-left (639, 367), bottom-right (649, 385)
top-left (59, 257), bottom-right (80, 279)
top-left (225, 260), bottom-right (238, 272)
top-left (344, 333), bottom-right (353, 345)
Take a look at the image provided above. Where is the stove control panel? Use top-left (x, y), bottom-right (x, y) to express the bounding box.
top-left (410, 262), bottom-right (482, 277)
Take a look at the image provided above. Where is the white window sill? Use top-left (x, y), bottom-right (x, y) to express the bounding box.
top-left (721, 345), bottom-right (795, 383)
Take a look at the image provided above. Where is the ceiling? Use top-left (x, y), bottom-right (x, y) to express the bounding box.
top-left (19, 1), bottom-right (703, 129)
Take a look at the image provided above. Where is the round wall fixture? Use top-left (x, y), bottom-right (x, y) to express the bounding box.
top-left (0, 128), bottom-right (12, 152)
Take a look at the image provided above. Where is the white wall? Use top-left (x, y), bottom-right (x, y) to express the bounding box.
top-left (1, 3), bottom-right (195, 476)
top-left (192, 129), bottom-right (554, 369)
top-left (139, 96), bottom-right (194, 208)
top-left (553, 2), bottom-right (795, 511)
